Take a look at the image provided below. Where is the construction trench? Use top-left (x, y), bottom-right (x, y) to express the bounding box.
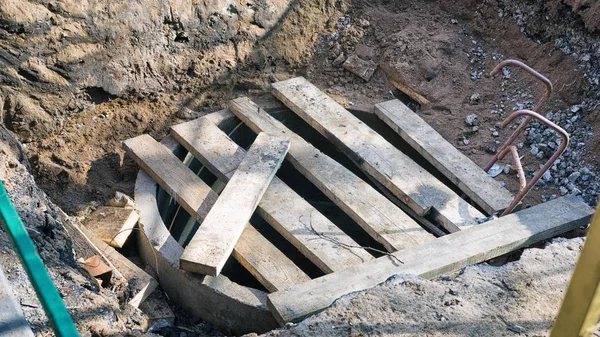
top-left (1, 0), bottom-right (600, 336)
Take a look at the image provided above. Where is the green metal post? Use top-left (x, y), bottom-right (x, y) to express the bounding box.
top-left (0, 181), bottom-right (79, 336)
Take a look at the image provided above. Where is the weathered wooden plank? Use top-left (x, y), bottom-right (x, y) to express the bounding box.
top-left (180, 133), bottom-right (290, 276)
top-left (171, 118), bottom-right (373, 273)
top-left (79, 224), bottom-right (158, 308)
top-left (234, 225), bottom-right (311, 292)
top-left (83, 206), bottom-right (140, 248)
top-left (375, 99), bottom-right (514, 215)
top-left (123, 134), bottom-right (303, 289)
top-left (229, 97), bottom-right (434, 252)
top-left (267, 195), bottom-right (594, 325)
top-left (271, 77), bottom-right (485, 232)
top-left (122, 134), bottom-right (219, 224)
top-left (380, 63), bottom-right (431, 105)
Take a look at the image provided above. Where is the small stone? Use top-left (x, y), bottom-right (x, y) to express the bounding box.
top-left (530, 146), bottom-right (539, 155)
top-left (572, 187), bottom-right (582, 195)
top-left (463, 138), bottom-right (470, 146)
top-left (472, 126), bottom-right (479, 132)
top-left (568, 172), bottom-right (581, 182)
top-left (560, 186), bottom-right (569, 196)
top-left (492, 130), bottom-right (499, 137)
top-left (465, 114), bottom-right (478, 126)
top-left (543, 171), bottom-right (552, 181)
top-left (550, 194), bottom-right (557, 200)
top-left (332, 53), bottom-right (346, 67)
top-left (517, 143), bottom-right (524, 149)
top-left (451, 19), bottom-right (458, 24)
top-left (469, 93), bottom-right (481, 105)
top-left (570, 105), bottom-right (581, 113)
top-left (357, 18), bottom-right (370, 27)
top-left (449, 288), bottom-right (458, 296)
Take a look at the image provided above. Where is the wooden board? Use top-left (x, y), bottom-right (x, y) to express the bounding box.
top-left (229, 97), bottom-right (434, 252)
top-left (122, 134), bottom-right (219, 224)
top-left (124, 133), bottom-right (306, 290)
top-left (83, 206), bottom-right (140, 248)
top-left (267, 195), bottom-right (594, 325)
top-left (375, 99), bottom-right (514, 215)
top-left (171, 118), bottom-right (373, 273)
top-left (271, 77), bottom-right (484, 232)
top-left (233, 225), bottom-right (311, 292)
top-left (180, 132), bottom-right (289, 276)
top-left (79, 224), bottom-right (158, 308)
top-left (380, 63), bottom-right (431, 105)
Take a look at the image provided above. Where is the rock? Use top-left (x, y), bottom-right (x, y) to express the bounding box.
top-left (568, 171), bottom-right (581, 182)
top-left (332, 53), bottom-right (346, 67)
top-left (2, 93), bottom-right (55, 143)
top-left (451, 19), bottom-right (458, 24)
top-left (465, 114), bottom-right (478, 126)
top-left (342, 55), bottom-right (377, 81)
top-left (469, 93), bottom-right (481, 105)
top-left (462, 138), bottom-right (470, 146)
top-left (542, 171), bottom-right (552, 181)
top-left (492, 130), bottom-right (499, 137)
top-left (560, 186), bottom-right (569, 196)
top-left (357, 18), bottom-right (370, 28)
top-left (530, 146), bottom-right (539, 155)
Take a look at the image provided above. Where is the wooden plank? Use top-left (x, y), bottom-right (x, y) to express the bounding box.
top-left (380, 63), bottom-right (431, 105)
top-left (122, 134), bottom-right (219, 224)
top-left (271, 77), bottom-right (485, 232)
top-left (180, 132), bottom-right (290, 276)
top-left (267, 195), bottom-right (594, 325)
top-left (83, 206), bottom-right (140, 248)
top-left (551, 203), bottom-right (600, 337)
top-left (229, 97), bottom-right (434, 252)
top-left (124, 134), bottom-right (305, 292)
top-left (171, 118), bottom-right (374, 273)
top-left (234, 225), bottom-right (311, 292)
top-left (79, 224), bottom-right (158, 308)
top-left (375, 99), bottom-right (515, 215)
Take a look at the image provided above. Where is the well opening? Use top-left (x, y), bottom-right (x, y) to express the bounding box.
top-left (154, 104), bottom-right (488, 292)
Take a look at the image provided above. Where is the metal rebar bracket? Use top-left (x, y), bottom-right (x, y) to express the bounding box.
top-left (486, 59), bottom-right (554, 163)
top-left (488, 110), bottom-right (569, 216)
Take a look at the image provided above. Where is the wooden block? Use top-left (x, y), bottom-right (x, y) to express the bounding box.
top-left (83, 206), bottom-right (139, 248)
top-left (122, 134), bottom-right (219, 224)
top-left (179, 132), bottom-right (290, 276)
top-left (229, 97), bottom-right (434, 252)
top-left (342, 55), bottom-right (377, 81)
top-left (375, 99), bottom-right (515, 215)
top-left (234, 225), bottom-right (311, 292)
top-left (78, 225), bottom-right (158, 308)
top-left (271, 77), bottom-right (485, 232)
top-left (171, 118), bottom-right (373, 273)
top-left (267, 195), bottom-right (594, 325)
top-left (81, 255), bottom-right (112, 277)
